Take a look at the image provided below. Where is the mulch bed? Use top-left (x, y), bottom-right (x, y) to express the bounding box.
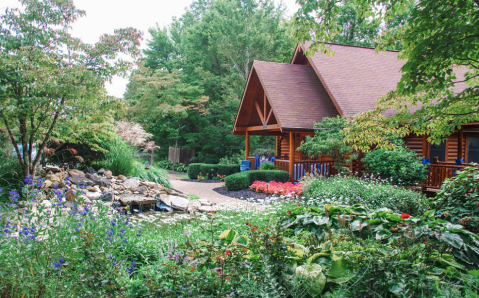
top-left (212, 186), bottom-right (269, 200)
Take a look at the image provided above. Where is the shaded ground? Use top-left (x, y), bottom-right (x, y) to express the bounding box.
top-left (212, 186), bottom-right (269, 200)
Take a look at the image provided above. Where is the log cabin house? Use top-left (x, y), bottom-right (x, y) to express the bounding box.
top-left (232, 42), bottom-right (477, 189)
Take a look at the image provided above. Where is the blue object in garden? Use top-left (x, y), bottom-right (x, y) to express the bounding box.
top-left (271, 157), bottom-right (277, 164)
top-left (422, 158), bottom-right (430, 164)
top-left (453, 158), bottom-right (464, 176)
top-left (240, 160), bottom-right (251, 172)
top-left (254, 155), bottom-right (260, 170)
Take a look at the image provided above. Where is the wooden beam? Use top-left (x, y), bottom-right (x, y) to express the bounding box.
top-left (459, 127), bottom-right (464, 160)
top-left (245, 131), bottom-right (250, 160)
top-left (235, 124), bottom-right (281, 132)
top-left (264, 93), bottom-right (267, 121)
top-left (289, 132), bottom-right (294, 182)
top-left (266, 109), bottom-right (273, 125)
top-left (254, 101), bottom-right (265, 123)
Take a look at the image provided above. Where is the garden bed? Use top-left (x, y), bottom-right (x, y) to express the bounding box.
top-left (212, 186), bottom-right (270, 200)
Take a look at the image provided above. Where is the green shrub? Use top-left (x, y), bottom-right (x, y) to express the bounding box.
top-left (0, 148), bottom-right (22, 202)
top-left (259, 163), bottom-right (279, 171)
top-left (218, 150), bottom-right (244, 165)
top-left (187, 163), bottom-right (240, 179)
top-left (105, 138), bottom-right (135, 176)
top-left (187, 163), bottom-right (203, 179)
top-left (224, 170), bottom-right (289, 191)
top-left (303, 176), bottom-right (429, 216)
top-left (362, 144), bottom-right (427, 186)
top-left (156, 159), bottom-right (173, 170)
top-left (434, 165), bottom-right (479, 231)
top-left (130, 163), bottom-right (171, 188)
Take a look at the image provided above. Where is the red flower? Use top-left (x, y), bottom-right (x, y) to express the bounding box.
top-left (400, 213), bottom-right (410, 219)
top-left (190, 268), bottom-right (195, 272)
top-left (245, 222), bottom-right (250, 226)
top-left (287, 211), bottom-right (291, 215)
top-left (226, 250), bottom-right (232, 256)
top-left (216, 268), bottom-right (222, 275)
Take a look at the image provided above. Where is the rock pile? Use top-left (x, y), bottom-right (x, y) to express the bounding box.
top-left (38, 166), bottom-right (215, 213)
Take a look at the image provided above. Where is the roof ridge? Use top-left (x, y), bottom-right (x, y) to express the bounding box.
top-left (305, 41), bottom-right (400, 53)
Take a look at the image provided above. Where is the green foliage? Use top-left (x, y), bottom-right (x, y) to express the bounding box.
top-left (156, 159), bottom-right (173, 170)
top-left (434, 166), bottom-right (479, 231)
top-left (105, 138), bottom-right (135, 176)
top-left (187, 163), bottom-right (240, 179)
top-left (259, 163), bottom-right (279, 171)
top-left (281, 204), bottom-right (479, 296)
top-left (0, 0), bottom-right (141, 176)
top-left (218, 150), bottom-right (244, 165)
top-left (224, 170), bottom-right (290, 191)
top-left (303, 176), bottom-right (429, 216)
top-left (0, 149), bottom-right (22, 202)
top-left (298, 116), bottom-right (354, 174)
top-left (130, 163), bottom-right (170, 188)
top-left (362, 143), bottom-right (428, 186)
top-left (298, 0), bottom-right (479, 149)
top-left (125, 0), bottom-right (295, 163)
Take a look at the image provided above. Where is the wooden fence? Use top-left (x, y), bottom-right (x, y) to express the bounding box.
top-left (168, 147), bottom-right (195, 165)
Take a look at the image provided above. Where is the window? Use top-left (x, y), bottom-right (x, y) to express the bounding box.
top-left (467, 134), bottom-right (479, 163)
top-left (430, 142), bottom-right (446, 162)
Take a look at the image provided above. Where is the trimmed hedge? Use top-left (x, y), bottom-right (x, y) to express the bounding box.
top-left (224, 170), bottom-right (290, 191)
top-left (187, 163), bottom-right (240, 179)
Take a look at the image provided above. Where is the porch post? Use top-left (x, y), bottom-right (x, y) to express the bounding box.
top-left (458, 127), bottom-right (464, 160)
top-left (245, 131), bottom-right (250, 160)
top-left (289, 132), bottom-right (295, 181)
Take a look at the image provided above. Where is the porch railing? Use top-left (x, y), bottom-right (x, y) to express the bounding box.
top-left (273, 159), bottom-right (337, 181)
top-left (425, 164), bottom-right (468, 189)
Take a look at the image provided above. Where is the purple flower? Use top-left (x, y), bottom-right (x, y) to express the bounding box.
top-left (59, 258), bottom-right (64, 263)
top-left (75, 228), bottom-right (80, 232)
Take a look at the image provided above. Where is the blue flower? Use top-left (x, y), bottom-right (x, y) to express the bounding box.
top-left (59, 258), bottom-right (64, 263)
top-left (53, 262), bottom-right (62, 271)
top-left (75, 228), bottom-right (80, 232)
top-left (107, 237), bottom-right (112, 241)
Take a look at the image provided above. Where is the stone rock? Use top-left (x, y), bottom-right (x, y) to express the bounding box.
top-left (86, 186), bottom-right (98, 192)
top-left (44, 165), bottom-right (61, 172)
top-left (104, 170), bottom-right (113, 179)
top-left (64, 201), bottom-right (74, 208)
top-left (68, 169), bottom-right (85, 177)
top-left (103, 191), bottom-right (115, 201)
top-left (199, 199), bottom-right (212, 206)
top-left (187, 200), bottom-right (201, 212)
top-left (45, 174), bottom-right (61, 182)
top-left (123, 178), bottom-right (140, 190)
top-left (136, 185), bottom-right (148, 194)
top-left (43, 180), bottom-right (52, 188)
top-left (85, 173), bottom-right (111, 187)
top-left (170, 196), bottom-right (190, 211)
top-left (65, 189), bottom-right (76, 202)
top-left (55, 172), bottom-right (66, 179)
top-left (84, 191), bottom-right (102, 200)
top-left (40, 200), bottom-right (52, 208)
top-left (198, 205), bottom-right (217, 212)
top-left (140, 181), bottom-right (156, 188)
top-left (119, 196), bottom-right (156, 206)
top-left (171, 192), bottom-right (179, 196)
top-left (69, 175), bottom-right (93, 186)
top-left (156, 194), bottom-right (171, 206)
top-left (178, 194), bottom-right (189, 199)
top-left (156, 200), bottom-right (173, 212)
top-left (100, 187), bottom-right (107, 192)
top-left (118, 175), bottom-right (126, 180)
top-left (87, 167), bottom-right (96, 174)
top-left (97, 168), bottom-right (105, 175)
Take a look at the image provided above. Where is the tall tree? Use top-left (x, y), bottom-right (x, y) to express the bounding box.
top-left (126, 0), bottom-right (295, 163)
top-left (294, 0), bottom-right (479, 149)
top-left (0, 0), bottom-right (142, 176)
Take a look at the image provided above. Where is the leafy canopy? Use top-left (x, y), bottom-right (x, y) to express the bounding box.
top-left (0, 0), bottom-right (142, 175)
top-left (298, 116), bottom-right (353, 173)
top-left (294, 0), bottom-right (479, 150)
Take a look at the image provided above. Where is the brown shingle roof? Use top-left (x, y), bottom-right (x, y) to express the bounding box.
top-left (254, 60), bottom-right (339, 130)
top-left (301, 42), bottom-right (405, 116)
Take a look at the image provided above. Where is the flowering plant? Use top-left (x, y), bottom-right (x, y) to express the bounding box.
top-left (249, 181), bottom-right (304, 196)
top-left (197, 172), bottom-right (209, 181)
